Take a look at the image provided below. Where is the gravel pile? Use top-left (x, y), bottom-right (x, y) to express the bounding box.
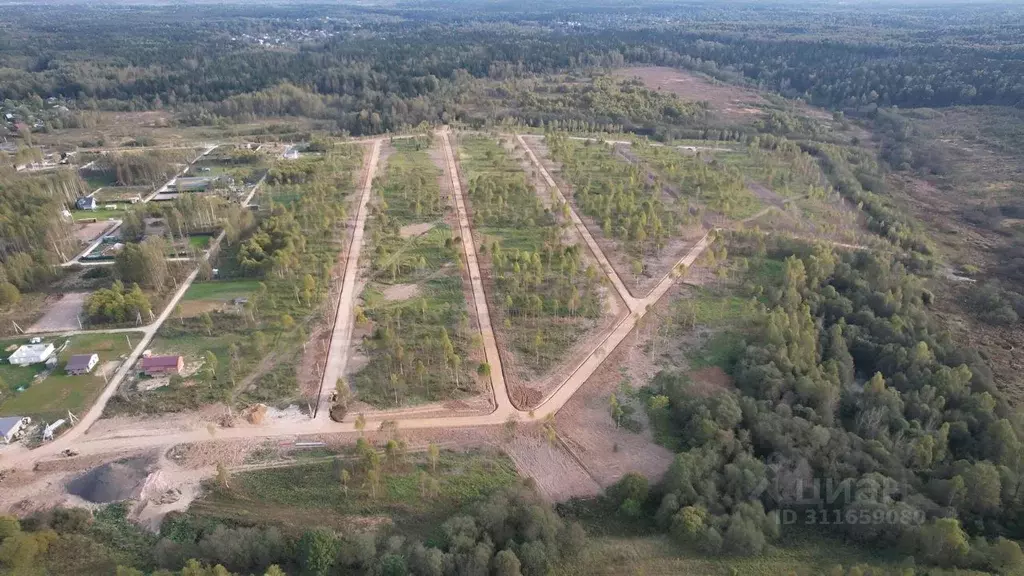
top-left (67, 456), bottom-right (153, 504)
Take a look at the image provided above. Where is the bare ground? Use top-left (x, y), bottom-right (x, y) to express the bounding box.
top-left (554, 286), bottom-right (678, 488)
top-left (74, 220), bottom-right (117, 244)
top-left (614, 66), bottom-right (768, 123)
top-left (382, 283), bottom-right (421, 301)
top-left (28, 292), bottom-right (89, 332)
top-left (503, 428), bottom-right (602, 501)
top-left (399, 222), bottom-right (434, 238)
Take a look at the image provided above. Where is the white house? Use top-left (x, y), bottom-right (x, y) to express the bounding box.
top-left (8, 343), bottom-right (55, 366)
top-left (0, 417), bottom-right (31, 444)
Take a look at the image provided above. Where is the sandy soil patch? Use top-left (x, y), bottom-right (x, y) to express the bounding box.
top-left (554, 285), bottom-right (679, 488)
top-left (399, 222), bottom-right (434, 238)
top-left (74, 220), bottom-right (116, 244)
top-left (615, 66), bottom-right (767, 122)
top-left (28, 292), bottom-right (89, 332)
top-left (176, 300), bottom-right (223, 319)
top-left (381, 283), bottom-right (421, 301)
top-left (503, 428), bottom-right (602, 501)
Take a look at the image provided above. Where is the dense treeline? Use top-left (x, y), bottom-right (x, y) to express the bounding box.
top-left (0, 170), bottom-right (88, 302)
top-left (3, 3), bottom-right (1023, 137)
top-left (83, 149), bottom-right (196, 187)
top-left (0, 480), bottom-right (585, 576)
top-left (625, 233), bottom-right (1024, 571)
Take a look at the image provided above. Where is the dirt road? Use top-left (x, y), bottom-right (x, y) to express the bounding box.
top-left (439, 128), bottom-right (510, 412)
top-left (7, 130), bottom-right (718, 470)
top-left (317, 139), bottom-right (381, 415)
top-left (516, 134), bottom-right (639, 310)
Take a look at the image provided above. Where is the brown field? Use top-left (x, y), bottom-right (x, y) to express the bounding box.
top-left (614, 66), bottom-right (768, 122)
top-left (74, 220), bottom-right (117, 244)
top-left (28, 292), bottom-right (89, 332)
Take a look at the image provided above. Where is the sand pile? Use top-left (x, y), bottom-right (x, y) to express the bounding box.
top-left (66, 456), bottom-right (153, 503)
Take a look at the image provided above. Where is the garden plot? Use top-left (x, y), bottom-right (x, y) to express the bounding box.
top-left (0, 332), bottom-right (140, 421)
top-left (455, 134), bottom-right (607, 405)
top-left (104, 142), bottom-right (366, 417)
top-left (350, 136), bottom-right (481, 408)
top-left (535, 135), bottom-right (708, 297)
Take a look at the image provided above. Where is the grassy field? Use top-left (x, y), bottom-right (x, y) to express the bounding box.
top-left (458, 135), bottom-right (604, 377)
top-left (73, 207), bottom-right (129, 222)
top-left (190, 448), bottom-right (518, 538)
top-left (182, 279), bottom-right (262, 302)
top-left (187, 235), bottom-right (212, 249)
top-left (554, 531), bottom-right (915, 576)
top-left (354, 136), bottom-right (477, 406)
top-left (0, 332), bottom-right (141, 420)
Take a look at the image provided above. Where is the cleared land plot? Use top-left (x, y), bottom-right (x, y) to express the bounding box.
top-left (353, 137), bottom-right (479, 407)
top-left (105, 143), bottom-right (366, 416)
top-left (456, 134), bottom-right (605, 396)
top-left (0, 332), bottom-right (140, 421)
top-left (176, 279), bottom-right (261, 319)
top-left (73, 220), bottom-right (116, 244)
top-left (613, 66), bottom-right (768, 123)
top-left (92, 186), bottom-right (149, 203)
top-left (189, 448), bottom-right (517, 537)
top-left (504, 430), bottom-right (602, 502)
top-left (28, 292), bottom-right (89, 332)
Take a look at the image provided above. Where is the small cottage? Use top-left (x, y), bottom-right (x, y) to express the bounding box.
top-left (141, 355), bottom-right (184, 376)
top-left (66, 353), bottom-right (99, 375)
top-left (75, 196), bottom-right (97, 210)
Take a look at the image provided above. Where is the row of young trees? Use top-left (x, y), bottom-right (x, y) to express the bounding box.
top-left (356, 138), bottom-right (476, 406)
top-left (622, 232), bottom-right (1024, 572)
top-left (462, 136), bottom-right (603, 373)
top-left (546, 135), bottom-right (682, 257)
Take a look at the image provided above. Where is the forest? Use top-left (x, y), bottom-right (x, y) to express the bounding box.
top-left (616, 232), bottom-right (1024, 573)
top-left (2, 2), bottom-right (1023, 136)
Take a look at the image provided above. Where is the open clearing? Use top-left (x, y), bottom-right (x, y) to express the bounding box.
top-left (189, 448), bottom-right (517, 536)
top-left (73, 220), bottom-right (116, 244)
top-left (399, 222), bottom-right (433, 238)
top-left (28, 292), bottom-right (89, 333)
top-left (614, 66), bottom-right (767, 122)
